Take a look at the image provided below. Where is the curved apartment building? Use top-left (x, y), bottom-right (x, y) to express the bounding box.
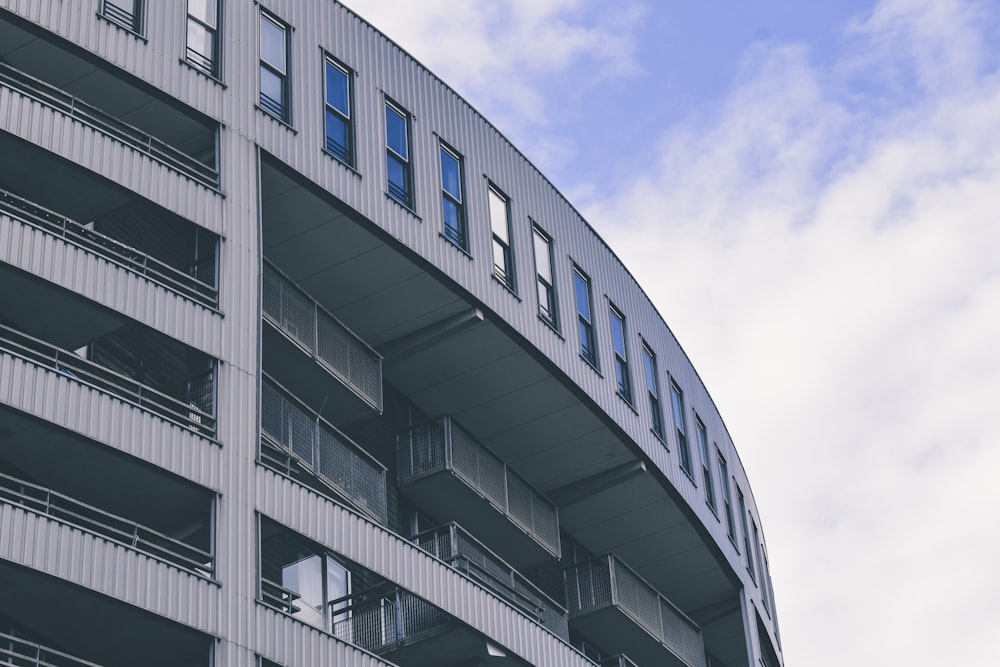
top-left (0, 2), bottom-right (784, 666)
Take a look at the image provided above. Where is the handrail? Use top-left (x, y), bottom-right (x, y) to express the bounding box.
top-left (0, 61), bottom-right (218, 188)
top-left (0, 470), bottom-right (213, 577)
top-left (0, 629), bottom-right (106, 667)
top-left (261, 578), bottom-right (301, 615)
top-left (0, 322), bottom-right (216, 437)
top-left (0, 188), bottom-right (218, 307)
top-left (327, 585), bottom-right (449, 654)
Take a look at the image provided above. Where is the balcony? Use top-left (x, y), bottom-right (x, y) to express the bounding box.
top-left (0, 188), bottom-right (218, 308)
top-left (0, 630), bottom-right (105, 667)
top-left (413, 522), bottom-right (568, 640)
top-left (260, 376), bottom-right (387, 524)
top-left (0, 322), bottom-right (215, 437)
top-left (564, 555), bottom-right (707, 667)
top-left (262, 261), bottom-right (383, 422)
top-left (0, 61), bottom-right (218, 188)
top-left (0, 470), bottom-right (212, 577)
top-left (397, 416), bottom-right (560, 569)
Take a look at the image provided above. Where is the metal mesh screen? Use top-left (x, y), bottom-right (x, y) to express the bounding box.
top-left (661, 598), bottom-right (708, 667)
top-left (332, 590), bottom-right (448, 655)
top-left (613, 558), bottom-right (664, 640)
top-left (449, 420), bottom-right (506, 511)
top-left (506, 472), bottom-right (560, 556)
top-left (396, 420), bottom-right (448, 485)
top-left (564, 557), bottom-right (614, 616)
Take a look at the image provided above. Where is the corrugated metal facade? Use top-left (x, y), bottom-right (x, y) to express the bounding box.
top-left (0, 1), bottom-right (782, 666)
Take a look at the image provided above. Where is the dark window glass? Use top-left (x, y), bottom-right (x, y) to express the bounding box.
top-left (103, 0), bottom-right (142, 32)
top-left (259, 13), bottom-right (289, 120)
top-left (609, 305), bottom-right (631, 401)
top-left (533, 226), bottom-right (557, 327)
top-left (440, 145), bottom-right (465, 247)
top-left (718, 451), bottom-right (736, 541)
top-left (696, 416), bottom-right (716, 509)
top-left (385, 102), bottom-right (411, 206)
top-left (324, 59), bottom-right (352, 163)
top-left (574, 268), bottom-right (596, 365)
top-left (489, 186), bottom-right (514, 287)
top-left (670, 381), bottom-right (692, 474)
top-left (186, 0), bottom-right (218, 75)
top-left (642, 344), bottom-right (664, 437)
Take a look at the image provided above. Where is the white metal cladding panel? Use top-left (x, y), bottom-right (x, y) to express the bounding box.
top-left (0, 503), bottom-right (221, 635)
top-left (0, 353), bottom-right (222, 490)
top-left (256, 466), bottom-right (593, 667)
top-left (252, 604), bottom-right (396, 667)
top-left (0, 213), bottom-right (224, 358)
top-left (0, 86), bottom-right (226, 235)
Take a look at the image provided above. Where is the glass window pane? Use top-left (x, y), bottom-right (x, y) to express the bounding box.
top-left (610, 312), bottom-right (626, 355)
top-left (386, 106), bottom-right (407, 158)
top-left (188, 0), bottom-right (216, 26)
top-left (440, 149), bottom-right (461, 200)
top-left (643, 350), bottom-right (656, 392)
top-left (493, 240), bottom-right (507, 273)
top-left (325, 110), bottom-right (348, 158)
top-left (387, 155), bottom-right (407, 198)
top-left (260, 66), bottom-right (283, 106)
top-left (488, 189), bottom-right (508, 241)
top-left (187, 21), bottom-right (213, 59)
top-left (533, 231), bottom-right (551, 282)
top-left (574, 273), bottom-right (590, 320)
top-left (443, 198), bottom-right (462, 241)
top-left (261, 16), bottom-right (286, 72)
top-left (326, 62), bottom-right (349, 115)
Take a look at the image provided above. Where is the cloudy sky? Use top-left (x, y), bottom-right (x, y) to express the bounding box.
top-left (340, 1), bottom-right (1000, 665)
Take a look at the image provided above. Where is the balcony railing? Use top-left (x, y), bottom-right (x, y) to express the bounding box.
top-left (413, 522), bottom-right (568, 639)
top-left (0, 323), bottom-right (216, 437)
top-left (564, 555), bottom-right (707, 667)
top-left (330, 584), bottom-right (450, 655)
top-left (260, 578), bottom-right (302, 615)
top-left (260, 377), bottom-right (387, 524)
top-left (0, 188), bottom-right (218, 307)
top-left (0, 61), bottom-right (218, 187)
top-left (397, 416), bottom-right (560, 559)
top-left (0, 471), bottom-right (212, 577)
top-left (0, 630), bottom-right (104, 667)
top-left (262, 261), bottom-right (382, 412)
top-left (601, 655), bottom-right (640, 667)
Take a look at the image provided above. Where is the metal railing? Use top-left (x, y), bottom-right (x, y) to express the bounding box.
top-left (397, 416), bottom-right (560, 557)
top-left (601, 655), bottom-right (640, 667)
top-left (260, 376), bottom-right (387, 524)
top-left (0, 61), bottom-right (218, 187)
top-left (102, 0), bottom-right (140, 31)
top-left (0, 471), bottom-right (213, 577)
top-left (262, 261), bottom-right (383, 412)
top-left (329, 584), bottom-right (450, 655)
top-left (0, 188), bottom-right (218, 307)
top-left (0, 323), bottom-right (216, 437)
top-left (413, 522), bottom-right (568, 639)
top-left (564, 555), bottom-right (707, 667)
top-left (260, 578), bottom-right (302, 615)
top-left (0, 630), bottom-right (105, 667)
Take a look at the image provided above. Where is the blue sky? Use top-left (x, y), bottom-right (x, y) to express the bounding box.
top-left (343, 1), bottom-right (1000, 665)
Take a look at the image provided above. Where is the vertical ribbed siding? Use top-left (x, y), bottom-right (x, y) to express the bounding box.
top-left (0, 503), bottom-right (221, 635)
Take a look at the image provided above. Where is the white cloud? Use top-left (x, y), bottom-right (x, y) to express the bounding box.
top-left (583, 1), bottom-right (1000, 665)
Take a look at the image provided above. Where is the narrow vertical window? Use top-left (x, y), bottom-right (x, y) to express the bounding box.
top-left (641, 343), bottom-right (664, 438)
top-left (670, 381), bottom-right (692, 474)
top-left (259, 12), bottom-right (289, 121)
top-left (609, 305), bottom-right (632, 402)
top-left (532, 225), bottom-right (557, 327)
top-left (489, 186), bottom-right (514, 288)
top-left (752, 519), bottom-right (765, 598)
top-left (102, 0), bottom-right (142, 32)
top-left (186, 0), bottom-right (219, 76)
top-left (324, 58), bottom-right (352, 164)
top-left (695, 416), bottom-right (716, 510)
top-left (573, 267), bottom-right (597, 366)
top-left (439, 144), bottom-right (465, 247)
top-left (737, 487), bottom-right (756, 580)
top-left (385, 101), bottom-right (412, 207)
top-left (718, 449), bottom-right (737, 543)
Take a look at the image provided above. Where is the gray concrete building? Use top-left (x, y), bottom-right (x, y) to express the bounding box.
top-left (0, 2), bottom-right (783, 666)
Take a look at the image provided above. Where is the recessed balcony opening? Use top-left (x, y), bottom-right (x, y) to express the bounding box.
top-left (0, 266), bottom-right (217, 436)
top-left (0, 14), bottom-right (219, 186)
top-left (0, 134), bottom-right (219, 306)
top-left (0, 405), bottom-right (215, 576)
top-left (0, 562), bottom-right (213, 667)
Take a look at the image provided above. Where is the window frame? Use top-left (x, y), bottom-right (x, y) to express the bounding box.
top-left (488, 184), bottom-right (515, 289)
top-left (259, 10), bottom-right (290, 122)
top-left (439, 142), bottom-right (466, 248)
top-left (669, 380), bottom-right (693, 476)
top-left (608, 303), bottom-right (632, 403)
top-left (532, 224), bottom-right (557, 328)
top-left (717, 449), bottom-right (737, 545)
top-left (323, 55), bottom-right (353, 165)
top-left (737, 486), bottom-right (756, 581)
top-left (695, 415), bottom-right (716, 511)
top-left (573, 265), bottom-right (598, 368)
top-left (641, 342), bottom-right (664, 439)
top-left (385, 98), bottom-right (413, 208)
top-left (186, 0), bottom-right (220, 76)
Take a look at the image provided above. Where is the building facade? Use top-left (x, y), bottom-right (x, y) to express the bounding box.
top-left (0, 2), bottom-right (783, 666)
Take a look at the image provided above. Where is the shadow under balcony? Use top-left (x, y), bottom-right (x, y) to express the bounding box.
top-left (413, 522), bottom-right (569, 640)
top-left (397, 416), bottom-right (560, 570)
top-left (260, 376), bottom-right (387, 524)
top-left (262, 261), bottom-right (383, 424)
top-left (564, 554), bottom-right (707, 667)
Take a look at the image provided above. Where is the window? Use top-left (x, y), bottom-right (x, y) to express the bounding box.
top-left (737, 487), bottom-right (756, 580)
top-left (489, 185), bottom-right (514, 288)
top-left (752, 519), bottom-right (765, 597)
top-left (609, 304), bottom-right (632, 402)
top-left (718, 449), bottom-right (737, 543)
top-left (259, 12), bottom-right (289, 121)
top-left (642, 343), bottom-right (664, 438)
top-left (102, 0), bottom-right (142, 32)
top-left (324, 58), bottom-right (352, 164)
top-left (385, 100), bottom-right (412, 207)
top-left (186, 0), bottom-right (219, 75)
top-left (695, 416), bottom-right (716, 510)
top-left (573, 266), bottom-right (596, 366)
top-left (532, 225), bottom-right (557, 327)
top-left (439, 144), bottom-right (465, 247)
top-left (670, 381), bottom-right (692, 475)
